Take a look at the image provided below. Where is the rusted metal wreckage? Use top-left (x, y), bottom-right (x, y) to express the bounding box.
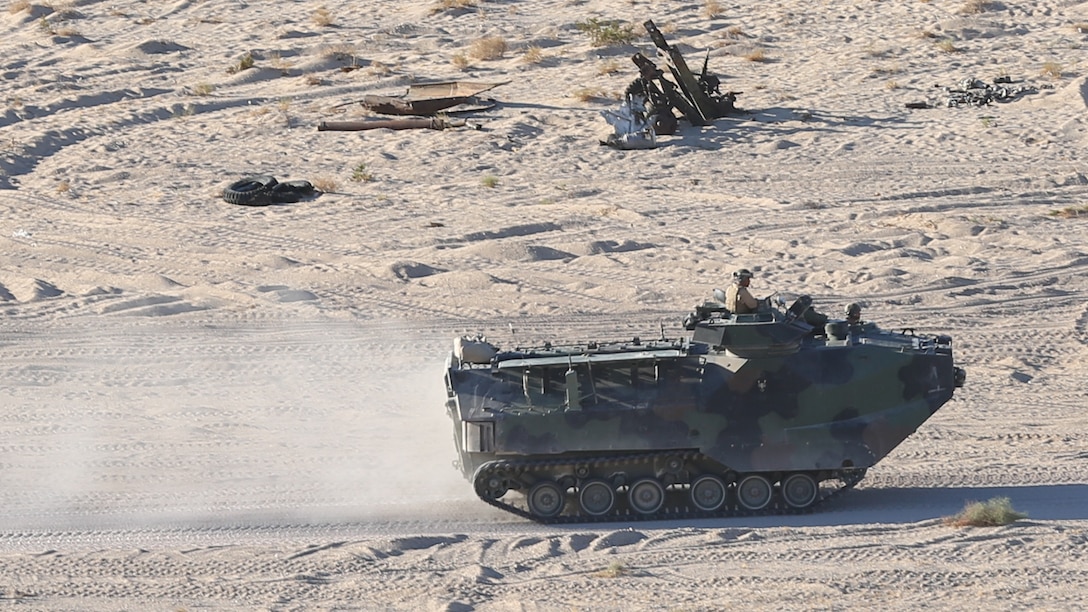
top-left (603, 20), bottom-right (740, 149)
top-left (317, 80), bottom-right (504, 131)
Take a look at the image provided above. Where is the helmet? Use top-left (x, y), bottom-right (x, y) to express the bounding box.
top-left (845, 303), bottom-right (861, 316)
top-left (734, 268), bottom-right (754, 280)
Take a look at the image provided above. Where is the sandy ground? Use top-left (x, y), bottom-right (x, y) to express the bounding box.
top-left (2, 0), bottom-right (1088, 609)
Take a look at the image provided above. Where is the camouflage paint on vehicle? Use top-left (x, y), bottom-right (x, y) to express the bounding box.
top-left (445, 296), bottom-right (965, 522)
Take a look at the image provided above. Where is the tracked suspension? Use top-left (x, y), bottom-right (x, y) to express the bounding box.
top-left (472, 451), bottom-right (867, 524)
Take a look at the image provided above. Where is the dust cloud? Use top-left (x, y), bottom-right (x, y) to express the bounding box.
top-left (0, 317), bottom-right (480, 531)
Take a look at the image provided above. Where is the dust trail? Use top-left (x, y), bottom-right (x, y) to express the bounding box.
top-left (0, 317), bottom-right (477, 531)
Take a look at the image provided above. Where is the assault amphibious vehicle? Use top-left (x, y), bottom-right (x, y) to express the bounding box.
top-left (444, 293), bottom-right (965, 523)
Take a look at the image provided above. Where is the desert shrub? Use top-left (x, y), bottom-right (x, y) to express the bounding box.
top-left (943, 497), bottom-right (1027, 527)
top-left (958, 0), bottom-right (991, 14)
top-left (744, 48), bottom-right (767, 62)
top-left (469, 36), bottom-right (507, 60)
top-left (592, 561), bottom-right (627, 578)
top-left (936, 39), bottom-right (960, 53)
top-left (480, 175), bottom-right (499, 188)
top-left (575, 18), bottom-right (637, 47)
top-left (597, 59), bottom-right (621, 75)
top-left (703, 0), bottom-right (724, 18)
top-left (1041, 61), bottom-right (1062, 78)
top-left (724, 25), bottom-right (747, 39)
top-left (430, 0), bottom-right (478, 13)
top-left (227, 51), bottom-right (255, 74)
top-left (312, 6), bottom-right (334, 26)
top-left (521, 45), bottom-right (543, 64)
top-left (1048, 205), bottom-right (1088, 218)
top-left (311, 176), bottom-right (337, 193)
top-left (351, 163), bottom-right (373, 183)
top-left (451, 53), bottom-right (470, 70)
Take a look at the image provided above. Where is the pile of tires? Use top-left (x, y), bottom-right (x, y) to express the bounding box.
top-left (222, 176), bottom-right (317, 206)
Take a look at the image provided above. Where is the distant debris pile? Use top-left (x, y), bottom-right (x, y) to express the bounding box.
top-left (944, 77), bottom-right (1043, 107)
top-left (602, 19), bottom-right (740, 149)
top-left (906, 76), bottom-right (1049, 109)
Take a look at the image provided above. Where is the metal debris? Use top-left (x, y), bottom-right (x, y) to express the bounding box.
top-left (317, 117), bottom-right (469, 131)
top-left (355, 80), bottom-right (506, 116)
top-left (600, 94), bottom-right (657, 150)
top-left (945, 77), bottom-right (1040, 107)
top-left (906, 76), bottom-right (1047, 109)
top-left (603, 19), bottom-right (739, 148)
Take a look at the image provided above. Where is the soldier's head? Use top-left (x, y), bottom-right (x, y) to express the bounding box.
top-left (845, 302), bottom-right (862, 323)
top-left (733, 268), bottom-right (753, 286)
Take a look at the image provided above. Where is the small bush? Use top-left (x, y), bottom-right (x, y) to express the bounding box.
top-left (592, 561), bottom-right (627, 579)
top-left (228, 51), bottom-right (255, 74)
top-left (191, 82), bottom-right (214, 96)
top-left (521, 45), bottom-right (543, 64)
top-left (312, 6), bottom-right (334, 27)
top-left (943, 497), bottom-right (1027, 527)
top-left (744, 48), bottom-right (767, 62)
top-left (480, 175), bottom-right (499, 188)
top-left (936, 39), bottom-right (960, 53)
top-left (469, 36), bottom-right (507, 60)
top-left (597, 59), bottom-right (622, 75)
top-left (1041, 61), bottom-right (1062, 78)
top-left (430, 0), bottom-right (478, 14)
top-left (723, 25), bottom-right (747, 39)
top-left (703, 0), bottom-right (724, 18)
top-left (572, 87), bottom-right (606, 102)
top-left (311, 176), bottom-right (337, 193)
top-left (351, 163), bottom-right (374, 183)
top-left (575, 18), bottom-right (637, 47)
top-left (1048, 205), bottom-right (1088, 218)
top-left (451, 53), bottom-right (470, 70)
top-left (958, 0), bottom-right (990, 14)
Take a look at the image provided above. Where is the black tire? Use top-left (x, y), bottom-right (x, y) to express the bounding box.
top-left (269, 180), bottom-right (315, 203)
top-left (223, 175), bottom-right (279, 206)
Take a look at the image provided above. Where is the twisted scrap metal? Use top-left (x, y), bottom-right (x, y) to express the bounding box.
top-left (944, 76), bottom-right (1040, 107)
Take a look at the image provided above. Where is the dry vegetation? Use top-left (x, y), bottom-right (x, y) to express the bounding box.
top-left (311, 6), bottom-right (335, 27)
top-left (744, 48), bottom-right (767, 62)
top-left (521, 45), bottom-right (543, 64)
top-left (571, 87), bottom-right (612, 102)
top-left (310, 176), bottom-right (338, 193)
top-left (227, 51), bottom-right (255, 74)
top-left (703, 0), bottom-right (724, 18)
top-left (1049, 204), bottom-right (1088, 218)
top-left (958, 0), bottom-right (990, 14)
top-left (430, 0), bottom-right (479, 14)
top-left (943, 497), bottom-right (1028, 527)
top-left (351, 163), bottom-right (374, 183)
top-left (469, 36), bottom-right (507, 60)
top-left (575, 18), bottom-right (637, 47)
top-left (597, 59), bottom-right (622, 75)
top-left (1041, 61), bottom-right (1063, 78)
top-left (724, 25), bottom-right (747, 39)
top-left (591, 561), bottom-right (628, 579)
top-left (936, 39), bottom-right (960, 53)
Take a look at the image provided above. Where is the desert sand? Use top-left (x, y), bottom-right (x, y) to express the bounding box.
top-left (2, 0), bottom-right (1088, 610)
